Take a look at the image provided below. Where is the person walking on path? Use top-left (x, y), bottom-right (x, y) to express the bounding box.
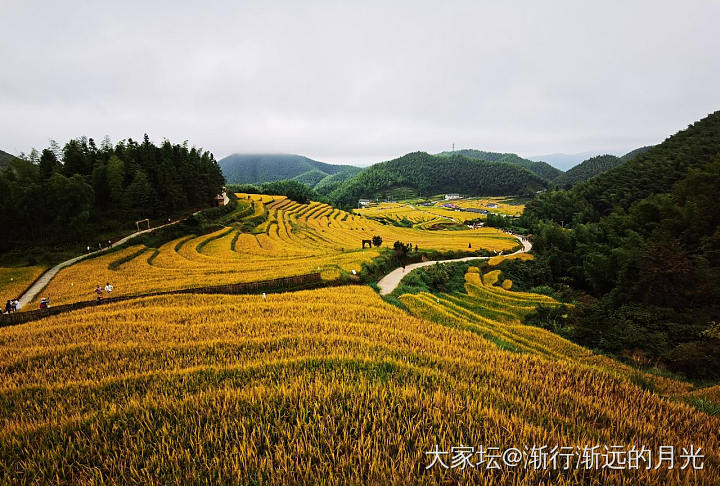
top-left (104, 282), bottom-right (114, 294)
top-left (95, 285), bottom-right (104, 302)
top-left (4, 300), bottom-right (11, 314)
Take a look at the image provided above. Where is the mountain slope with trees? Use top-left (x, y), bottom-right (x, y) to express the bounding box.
top-left (0, 135), bottom-right (225, 253)
top-left (553, 146), bottom-right (656, 189)
top-left (438, 149), bottom-right (563, 181)
top-left (522, 110), bottom-right (720, 378)
top-left (218, 153), bottom-right (361, 188)
top-left (0, 149), bottom-right (17, 168)
top-left (552, 154), bottom-right (623, 188)
top-left (328, 152), bottom-right (549, 207)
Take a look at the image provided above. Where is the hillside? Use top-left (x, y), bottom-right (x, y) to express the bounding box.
top-left (219, 153), bottom-right (361, 188)
top-left (438, 149), bottom-right (563, 180)
top-left (552, 154), bottom-right (623, 188)
top-left (619, 144), bottom-right (653, 161)
top-left (552, 146), bottom-right (655, 189)
top-left (328, 152), bottom-right (549, 207)
top-left (524, 110), bottom-right (720, 378)
top-left (0, 149), bottom-right (17, 168)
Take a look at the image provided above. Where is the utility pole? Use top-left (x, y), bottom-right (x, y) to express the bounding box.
top-left (452, 143), bottom-right (455, 152)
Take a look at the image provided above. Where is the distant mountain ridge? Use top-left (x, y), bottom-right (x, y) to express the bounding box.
top-left (219, 153), bottom-right (361, 190)
top-left (438, 149), bottom-right (563, 181)
top-left (327, 151), bottom-right (550, 207)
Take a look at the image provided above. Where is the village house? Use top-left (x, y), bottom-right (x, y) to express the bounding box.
top-left (444, 193), bottom-right (461, 200)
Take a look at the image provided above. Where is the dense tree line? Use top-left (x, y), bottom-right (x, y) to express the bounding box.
top-left (0, 135), bottom-right (224, 252)
top-left (520, 111), bottom-right (720, 378)
top-left (328, 152), bottom-right (549, 208)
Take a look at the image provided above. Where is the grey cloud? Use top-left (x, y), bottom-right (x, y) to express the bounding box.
top-left (1, 0), bottom-right (719, 166)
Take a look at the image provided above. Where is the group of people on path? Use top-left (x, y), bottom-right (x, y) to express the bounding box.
top-left (3, 296), bottom-right (52, 314)
top-left (95, 282), bottom-right (114, 301)
top-left (3, 298), bottom-right (21, 314)
top-left (87, 240), bottom-right (113, 254)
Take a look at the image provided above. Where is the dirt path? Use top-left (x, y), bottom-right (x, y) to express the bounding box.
top-left (19, 192), bottom-right (231, 309)
top-left (377, 233), bottom-right (531, 296)
top-left (18, 220), bottom-right (180, 309)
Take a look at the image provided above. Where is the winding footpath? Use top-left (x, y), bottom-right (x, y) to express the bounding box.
top-left (17, 220), bottom-right (182, 308)
top-left (377, 234), bottom-right (532, 295)
top-left (18, 192), bottom-right (230, 308)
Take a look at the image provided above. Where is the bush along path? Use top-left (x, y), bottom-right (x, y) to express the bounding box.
top-left (377, 233), bottom-right (531, 295)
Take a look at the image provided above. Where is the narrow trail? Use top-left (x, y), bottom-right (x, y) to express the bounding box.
top-left (18, 192), bottom-right (230, 308)
top-left (377, 234), bottom-right (531, 296)
top-left (18, 221), bottom-right (177, 308)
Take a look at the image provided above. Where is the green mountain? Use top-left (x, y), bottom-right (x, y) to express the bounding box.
top-left (219, 153), bottom-right (361, 188)
top-left (438, 149), bottom-right (564, 180)
top-left (524, 110), bottom-right (720, 377)
top-left (0, 149), bottom-right (17, 168)
top-left (552, 154), bottom-right (622, 188)
top-left (328, 151), bottom-right (549, 207)
top-left (619, 145), bottom-right (653, 162)
top-left (552, 146), bottom-right (655, 189)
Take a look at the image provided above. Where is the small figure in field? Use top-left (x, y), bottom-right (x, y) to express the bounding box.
top-left (12, 299), bottom-right (21, 312)
top-left (40, 297), bottom-right (50, 309)
top-left (104, 282), bottom-right (114, 293)
top-left (108, 239), bottom-right (112, 248)
top-left (98, 242), bottom-right (103, 251)
top-left (468, 243), bottom-right (472, 249)
top-left (95, 285), bottom-right (104, 302)
top-left (87, 245), bottom-right (91, 253)
top-left (4, 300), bottom-right (11, 314)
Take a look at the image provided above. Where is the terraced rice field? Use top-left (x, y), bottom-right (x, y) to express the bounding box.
top-left (355, 197), bottom-right (526, 228)
top-left (33, 195), bottom-right (518, 306)
top-left (0, 266), bottom-right (46, 301)
top-left (1, 286), bottom-right (717, 484)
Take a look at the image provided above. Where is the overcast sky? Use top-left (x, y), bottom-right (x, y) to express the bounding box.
top-left (1, 1), bottom-right (719, 167)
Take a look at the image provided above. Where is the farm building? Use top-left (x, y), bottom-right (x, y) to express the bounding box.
top-left (444, 193), bottom-right (461, 200)
top-left (211, 194), bottom-right (225, 207)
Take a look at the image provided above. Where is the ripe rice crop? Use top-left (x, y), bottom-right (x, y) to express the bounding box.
top-left (34, 197), bottom-right (518, 306)
top-left (0, 266), bottom-right (45, 301)
top-left (1, 286), bottom-right (717, 484)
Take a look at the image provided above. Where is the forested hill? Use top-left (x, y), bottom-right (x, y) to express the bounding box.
top-left (219, 153), bottom-right (361, 189)
top-left (0, 149), bottom-right (17, 168)
top-left (552, 146), bottom-right (655, 189)
top-left (0, 135), bottom-right (225, 253)
top-left (437, 149), bottom-right (563, 181)
top-left (552, 154), bottom-right (623, 188)
top-left (327, 152), bottom-right (549, 207)
top-left (523, 110), bottom-right (720, 378)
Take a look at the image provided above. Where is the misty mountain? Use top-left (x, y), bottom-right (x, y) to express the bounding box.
top-left (437, 149), bottom-right (563, 181)
top-left (219, 153), bottom-right (361, 189)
